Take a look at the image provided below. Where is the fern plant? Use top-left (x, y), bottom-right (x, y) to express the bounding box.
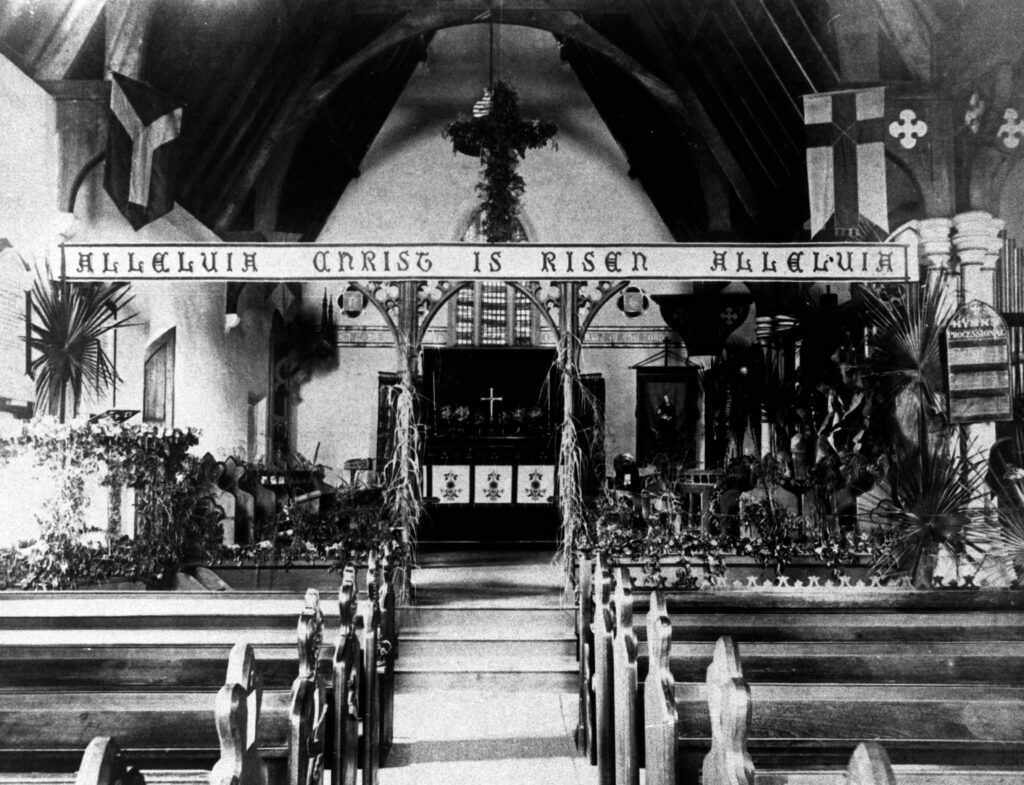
top-left (26, 273), bottom-right (135, 422)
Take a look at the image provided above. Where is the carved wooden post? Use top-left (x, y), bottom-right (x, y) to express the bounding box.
top-left (75, 738), bottom-right (145, 785)
top-left (594, 556), bottom-right (615, 785)
top-left (289, 589), bottom-right (326, 785)
top-left (644, 591), bottom-right (678, 785)
top-left (333, 567), bottom-right (361, 785)
top-left (846, 742), bottom-right (897, 785)
top-left (577, 555), bottom-right (594, 755)
top-left (360, 551), bottom-right (382, 785)
top-left (378, 546), bottom-right (397, 758)
top-left (701, 637), bottom-right (753, 785)
top-left (611, 568), bottom-right (639, 785)
top-left (212, 642), bottom-right (267, 785)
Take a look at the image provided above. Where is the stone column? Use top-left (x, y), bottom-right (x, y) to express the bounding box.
top-left (954, 211), bottom-right (1004, 306)
top-left (952, 210), bottom-right (1006, 484)
top-left (917, 217), bottom-right (953, 286)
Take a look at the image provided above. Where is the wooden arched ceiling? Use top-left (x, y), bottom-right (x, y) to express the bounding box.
top-left (0, 0), bottom-right (992, 241)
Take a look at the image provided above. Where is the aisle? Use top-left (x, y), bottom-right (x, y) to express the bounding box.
top-left (380, 548), bottom-right (593, 785)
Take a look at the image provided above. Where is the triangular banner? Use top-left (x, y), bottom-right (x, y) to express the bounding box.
top-left (104, 72), bottom-right (184, 230)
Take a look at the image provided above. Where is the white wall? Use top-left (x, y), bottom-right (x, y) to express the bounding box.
top-left (0, 55), bottom-right (60, 256)
top-left (310, 25), bottom-right (675, 473)
top-left (3, 25), bottom-right (682, 476)
top-left (70, 168), bottom-right (274, 458)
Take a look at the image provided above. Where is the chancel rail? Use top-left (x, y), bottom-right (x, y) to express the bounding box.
top-left (60, 242), bottom-right (916, 282)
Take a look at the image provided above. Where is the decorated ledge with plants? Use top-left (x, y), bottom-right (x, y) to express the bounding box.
top-left (0, 417), bottom-right (405, 591)
top-left (576, 279), bottom-right (1024, 591)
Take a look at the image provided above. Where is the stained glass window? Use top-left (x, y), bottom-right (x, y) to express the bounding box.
top-left (452, 210), bottom-right (536, 346)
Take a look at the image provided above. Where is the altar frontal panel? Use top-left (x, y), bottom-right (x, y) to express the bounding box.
top-left (516, 465), bottom-right (555, 505)
top-left (430, 465), bottom-right (470, 504)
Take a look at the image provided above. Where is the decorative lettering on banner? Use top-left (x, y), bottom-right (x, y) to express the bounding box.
top-left (945, 300), bottom-right (1013, 424)
top-left (61, 243), bottom-right (916, 282)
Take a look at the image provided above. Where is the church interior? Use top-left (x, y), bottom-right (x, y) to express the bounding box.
top-left (1, 1), bottom-right (1024, 784)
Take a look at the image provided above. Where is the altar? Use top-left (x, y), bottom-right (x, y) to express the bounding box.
top-left (415, 347), bottom-right (562, 539)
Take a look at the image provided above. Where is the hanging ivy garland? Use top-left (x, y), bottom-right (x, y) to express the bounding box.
top-left (444, 80), bottom-right (557, 243)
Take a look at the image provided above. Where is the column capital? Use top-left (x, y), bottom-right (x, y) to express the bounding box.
top-left (917, 217), bottom-right (953, 271)
top-left (953, 211), bottom-right (1004, 271)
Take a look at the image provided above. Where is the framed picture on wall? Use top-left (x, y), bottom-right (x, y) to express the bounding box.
top-left (635, 366), bottom-right (700, 467)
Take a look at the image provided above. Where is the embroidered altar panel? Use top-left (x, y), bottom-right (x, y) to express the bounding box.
top-left (473, 464), bottom-right (513, 504)
top-left (516, 464), bottom-right (555, 504)
top-left (426, 463), bottom-right (556, 505)
top-left (431, 464), bottom-right (470, 504)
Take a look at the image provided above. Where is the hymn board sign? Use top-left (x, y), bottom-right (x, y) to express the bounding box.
top-left (60, 242), bottom-right (915, 282)
top-left (945, 300), bottom-right (1013, 423)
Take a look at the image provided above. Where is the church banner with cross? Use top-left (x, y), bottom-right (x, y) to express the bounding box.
top-left (804, 87), bottom-right (888, 240)
top-left (61, 242), bottom-right (916, 282)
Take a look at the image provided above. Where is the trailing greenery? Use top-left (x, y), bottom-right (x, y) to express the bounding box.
top-left (0, 419), bottom-right (224, 589)
top-left (576, 487), bottom-right (887, 590)
top-left (378, 376), bottom-right (420, 578)
top-left (444, 80), bottom-right (557, 243)
top-left (0, 418), bottom-right (404, 589)
top-left (218, 486), bottom-right (387, 574)
top-left (26, 275), bottom-right (136, 422)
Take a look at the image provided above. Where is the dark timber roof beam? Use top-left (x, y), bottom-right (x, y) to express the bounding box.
top-left (872, 0), bottom-right (936, 81)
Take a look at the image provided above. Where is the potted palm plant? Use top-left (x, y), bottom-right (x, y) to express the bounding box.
top-left (858, 280), bottom-right (980, 587)
top-left (26, 273), bottom-right (135, 422)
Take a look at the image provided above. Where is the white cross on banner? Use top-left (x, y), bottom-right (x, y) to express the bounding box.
top-left (104, 72), bottom-right (184, 230)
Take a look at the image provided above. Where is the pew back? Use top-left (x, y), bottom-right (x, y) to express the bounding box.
top-left (577, 556), bottom-right (1024, 785)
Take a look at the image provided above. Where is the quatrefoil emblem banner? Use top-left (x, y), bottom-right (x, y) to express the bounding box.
top-left (888, 109), bottom-right (928, 150)
top-left (998, 108), bottom-right (1024, 150)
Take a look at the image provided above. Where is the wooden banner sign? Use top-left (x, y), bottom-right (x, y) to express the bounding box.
top-left (59, 242), bottom-right (916, 283)
top-left (946, 300), bottom-right (1013, 424)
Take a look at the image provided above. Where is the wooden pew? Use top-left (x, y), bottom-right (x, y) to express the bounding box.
top-left (360, 550), bottom-right (382, 785)
top-left (333, 566), bottom-right (362, 785)
top-left (0, 596), bottom-right (333, 785)
top-left (695, 637), bottom-right (1023, 785)
top-left (71, 644), bottom-right (276, 785)
top-left (289, 590), bottom-right (328, 785)
top-left (577, 556), bottom-right (1024, 785)
top-left (0, 564), bottom-right (400, 778)
top-left (0, 595), bottom-right (333, 779)
top-left (332, 546), bottom-right (400, 785)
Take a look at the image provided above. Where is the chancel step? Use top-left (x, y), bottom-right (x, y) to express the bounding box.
top-left (384, 547), bottom-right (581, 785)
top-left (395, 554), bottom-right (575, 692)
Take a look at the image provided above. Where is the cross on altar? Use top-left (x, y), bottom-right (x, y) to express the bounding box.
top-left (481, 387), bottom-right (503, 419)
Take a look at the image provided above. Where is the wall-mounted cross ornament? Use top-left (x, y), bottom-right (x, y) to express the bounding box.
top-left (888, 108), bottom-right (928, 150)
top-left (998, 107), bottom-right (1024, 149)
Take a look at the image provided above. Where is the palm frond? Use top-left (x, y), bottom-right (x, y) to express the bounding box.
top-left (987, 507), bottom-right (1024, 585)
top-left (859, 280), bottom-right (956, 421)
top-left (871, 442), bottom-right (989, 584)
top-left (26, 270), bottom-right (136, 420)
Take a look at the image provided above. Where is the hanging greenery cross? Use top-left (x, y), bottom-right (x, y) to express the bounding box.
top-left (444, 80), bottom-right (557, 243)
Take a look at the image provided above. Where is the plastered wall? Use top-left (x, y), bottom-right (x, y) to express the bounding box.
top-left (306, 25), bottom-right (675, 475)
